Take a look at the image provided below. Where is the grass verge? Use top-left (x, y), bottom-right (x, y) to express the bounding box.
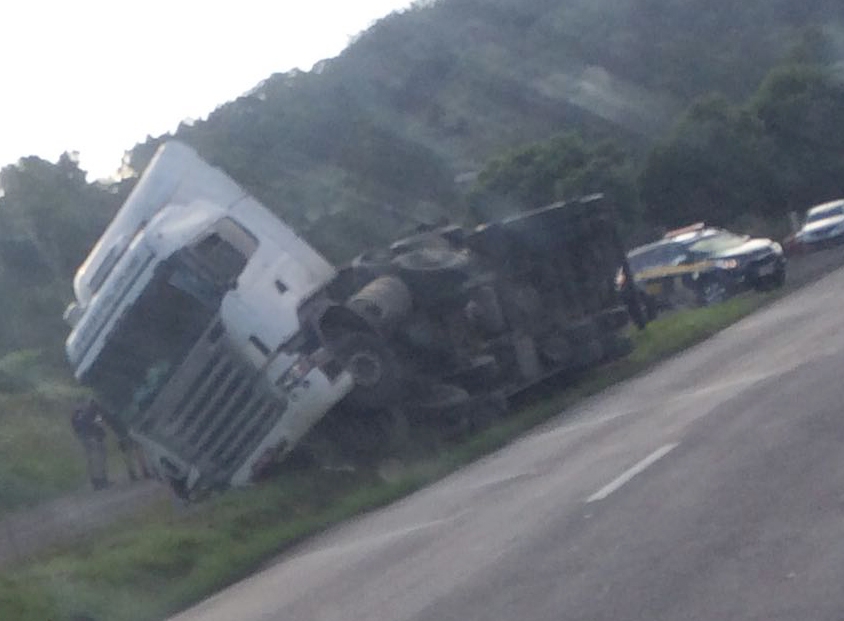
top-left (0, 292), bottom-right (776, 621)
top-left (0, 393), bottom-right (89, 514)
top-left (0, 350), bottom-right (131, 516)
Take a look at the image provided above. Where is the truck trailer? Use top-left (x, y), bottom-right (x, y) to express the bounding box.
top-left (64, 142), bottom-right (641, 499)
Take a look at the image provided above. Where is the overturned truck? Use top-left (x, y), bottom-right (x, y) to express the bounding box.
top-left (64, 142), bottom-right (642, 499)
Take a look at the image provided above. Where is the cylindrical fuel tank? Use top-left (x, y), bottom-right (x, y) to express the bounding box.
top-left (346, 276), bottom-right (413, 334)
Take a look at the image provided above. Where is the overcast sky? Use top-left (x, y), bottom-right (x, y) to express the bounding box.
top-left (0, 0), bottom-right (415, 180)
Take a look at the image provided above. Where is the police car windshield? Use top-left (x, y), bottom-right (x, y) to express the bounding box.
top-left (687, 231), bottom-right (746, 256)
top-left (627, 243), bottom-right (687, 273)
top-left (806, 205), bottom-right (844, 223)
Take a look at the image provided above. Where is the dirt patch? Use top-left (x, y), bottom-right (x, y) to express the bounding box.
top-left (0, 480), bottom-right (169, 567)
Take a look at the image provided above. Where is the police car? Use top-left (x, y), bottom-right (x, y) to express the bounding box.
top-left (624, 223), bottom-right (786, 309)
top-left (793, 199), bottom-right (844, 250)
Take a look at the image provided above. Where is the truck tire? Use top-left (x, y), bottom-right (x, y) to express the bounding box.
top-left (392, 246), bottom-right (469, 272)
top-left (564, 318), bottom-right (599, 345)
top-left (409, 382), bottom-right (470, 412)
top-left (538, 334), bottom-right (572, 367)
top-left (595, 306), bottom-right (630, 331)
top-left (405, 383), bottom-right (472, 438)
top-left (445, 355), bottom-right (500, 393)
top-left (330, 332), bottom-right (403, 409)
top-left (350, 248), bottom-right (397, 283)
top-left (392, 247), bottom-right (471, 303)
top-left (572, 338), bottom-right (604, 369)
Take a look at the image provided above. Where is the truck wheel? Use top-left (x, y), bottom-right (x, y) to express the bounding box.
top-left (351, 248), bottom-right (395, 279)
top-left (392, 246), bottom-right (469, 273)
top-left (410, 382), bottom-right (470, 411)
top-left (538, 334), bottom-right (572, 367)
top-left (595, 306), bottom-right (630, 331)
top-left (392, 247), bottom-right (471, 303)
top-left (405, 383), bottom-right (472, 439)
top-left (331, 332), bottom-right (402, 409)
top-left (444, 355), bottom-right (500, 393)
top-left (564, 318), bottom-right (599, 345)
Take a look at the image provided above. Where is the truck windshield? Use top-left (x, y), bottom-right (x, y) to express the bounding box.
top-left (81, 253), bottom-right (222, 423)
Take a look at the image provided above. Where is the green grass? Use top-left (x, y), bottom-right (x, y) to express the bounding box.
top-left (0, 349), bottom-right (117, 515)
top-left (0, 393), bottom-right (90, 512)
top-left (0, 292), bottom-right (778, 621)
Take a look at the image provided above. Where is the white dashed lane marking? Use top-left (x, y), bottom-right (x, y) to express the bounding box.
top-left (586, 443), bottom-right (680, 503)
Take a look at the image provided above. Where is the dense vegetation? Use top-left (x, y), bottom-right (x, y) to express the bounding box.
top-left (641, 62), bottom-right (844, 229)
top-left (0, 0), bottom-right (842, 506)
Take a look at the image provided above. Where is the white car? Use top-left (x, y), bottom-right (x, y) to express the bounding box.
top-left (795, 199), bottom-right (844, 248)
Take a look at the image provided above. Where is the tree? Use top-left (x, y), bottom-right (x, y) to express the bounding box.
top-left (0, 154), bottom-right (120, 355)
top-left (640, 62), bottom-right (844, 230)
top-left (749, 63), bottom-right (844, 210)
top-left (0, 154), bottom-right (116, 280)
top-left (468, 132), bottom-right (641, 230)
top-left (639, 95), bottom-right (782, 227)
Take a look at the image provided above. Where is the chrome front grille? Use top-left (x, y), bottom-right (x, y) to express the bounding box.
top-left (137, 319), bottom-right (286, 486)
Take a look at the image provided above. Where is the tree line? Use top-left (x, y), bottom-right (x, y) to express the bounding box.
top-left (471, 58), bottom-right (844, 242)
top-left (0, 0), bottom-right (842, 367)
top-left (1, 58), bottom-right (842, 365)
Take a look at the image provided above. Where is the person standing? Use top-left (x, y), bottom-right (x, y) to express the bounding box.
top-left (71, 399), bottom-right (109, 490)
top-left (99, 406), bottom-right (151, 482)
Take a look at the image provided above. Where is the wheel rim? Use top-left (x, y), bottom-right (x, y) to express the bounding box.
top-left (704, 282), bottom-right (726, 305)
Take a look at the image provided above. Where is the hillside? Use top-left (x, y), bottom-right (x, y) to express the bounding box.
top-left (121, 0), bottom-right (844, 260)
top-left (0, 0), bottom-right (843, 361)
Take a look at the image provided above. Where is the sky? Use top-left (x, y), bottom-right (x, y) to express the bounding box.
top-left (0, 0), bottom-right (415, 180)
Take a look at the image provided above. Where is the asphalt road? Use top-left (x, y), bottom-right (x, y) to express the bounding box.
top-left (170, 257), bottom-right (844, 621)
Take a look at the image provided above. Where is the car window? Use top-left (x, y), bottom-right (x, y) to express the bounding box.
top-left (662, 245), bottom-right (688, 265)
top-left (687, 232), bottom-right (746, 256)
top-left (806, 205), bottom-right (844, 223)
top-left (627, 249), bottom-right (656, 272)
top-left (628, 243), bottom-right (687, 272)
top-left (628, 246), bottom-right (663, 272)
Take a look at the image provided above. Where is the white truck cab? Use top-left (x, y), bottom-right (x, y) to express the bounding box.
top-left (65, 142), bottom-right (353, 497)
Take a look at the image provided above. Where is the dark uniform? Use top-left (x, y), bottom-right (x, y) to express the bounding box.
top-left (71, 399), bottom-right (109, 490)
top-left (100, 408), bottom-right (150, 481)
